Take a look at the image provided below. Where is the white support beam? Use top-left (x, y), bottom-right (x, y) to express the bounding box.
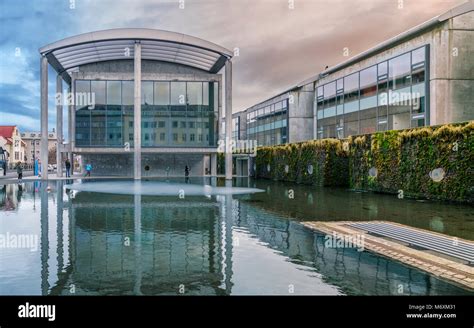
top-left (225, 60), bottom-right (232, 181)
top-left (211, 153), bottom-right (217, 177)
top-left (69, 82), bottom-right (75, 175)
top-left (56, 75), bottom-right (63, 177)
top-left (40, 55), bottom-right (49, 180)
top-left (134, 42), bottom-right (142, 180)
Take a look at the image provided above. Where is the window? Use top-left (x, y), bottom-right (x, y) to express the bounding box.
top-left (90, 81), bottom-right (106, 146)
top-left (412, 47), bottom-right (425, 65)
top-left (321, 82), bottom-right (336, 138)
top-left (122, 81), bottom-right (134, 105)
top-left (360, 66), bottom-right (377, 99)
top-left (315, 46), bottom-right (429, 138)
top-left (359, 66), bottom-right (377, 134)
top-left (75, 80), bottom-right (91, 146)
top-left (344, 72), bottom-right (359, 104)
top-left (190, 134), bottom-right (195, 141)
top-left (170, 82), bottom-right (186, 111)
top-left (389, 53), bottom-right (411, 90)
top-left (388, 53), bottom-right (411, 130)
top-left (377, 62), bottom-right (389, 131)
top-left (186, 82), bottom-right (202, 111)
top-left (107, 81), bottom-right (122, 146)
top-left (141, 81), bottom-right (153, 105)
top-left (122, 81), bottom-right (134, 147)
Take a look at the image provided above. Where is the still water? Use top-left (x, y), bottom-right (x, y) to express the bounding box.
top-left (0, 178), bottom-right (472, 295)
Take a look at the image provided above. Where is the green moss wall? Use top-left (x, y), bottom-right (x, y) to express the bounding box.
top-left (255, 139), bottom-right (349, 187)
top-left (254, 121), bottom-right (474, 203)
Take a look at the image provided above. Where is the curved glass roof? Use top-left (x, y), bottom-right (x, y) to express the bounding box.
top-left (39, 28), bottom-right (233, 83)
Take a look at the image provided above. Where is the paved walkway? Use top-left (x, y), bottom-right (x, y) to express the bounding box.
top-left (0, 170), bottom-right (34, 180)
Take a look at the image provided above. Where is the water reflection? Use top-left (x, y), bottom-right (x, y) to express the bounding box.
top-left (243, 179), bottom-right (474, 240)
top-left (0, 180), bottom-right (472, 295)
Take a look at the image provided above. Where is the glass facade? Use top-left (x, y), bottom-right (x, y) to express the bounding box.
top-left (232, 116), bottom-right (240, 140)
top-left (246, 99), bottom-right (288, 146)
top-left (316, 45), bottom-right (428, 139)
top-left (75, 80), bottom-right (219, 147)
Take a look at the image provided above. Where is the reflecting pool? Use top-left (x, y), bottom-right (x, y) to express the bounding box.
top-left (0, 178), bottom-right (472, 295)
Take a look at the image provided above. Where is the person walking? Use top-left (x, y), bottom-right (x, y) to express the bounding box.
top-left (85, 163), bottom-right (92, 177)
top-left (184, 165), bottom-right (190, 183)
top-left (65, 159), bottom-right (71, 178)
top-left (16, 162), bottom-right (23, 182)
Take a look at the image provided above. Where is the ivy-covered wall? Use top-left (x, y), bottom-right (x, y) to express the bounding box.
top-left (349, 121), bottom-right (474, 203)
top-left (254, 121), bottom-right (474, 203)
top-left (255, 139), bottom-right (349, 187)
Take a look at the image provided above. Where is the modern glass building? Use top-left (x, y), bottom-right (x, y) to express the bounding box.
top-left (246, 98), bottom-right (288, 146)
top-left (316, 46), bottom-right (428, 139)
top-left (234, 2), bottom-right (473, 148)
top-left (39, 28), bottom-right (234, 179)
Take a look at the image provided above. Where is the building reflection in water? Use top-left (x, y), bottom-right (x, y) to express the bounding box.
top-left (5, 179), bottom-right (467, 295)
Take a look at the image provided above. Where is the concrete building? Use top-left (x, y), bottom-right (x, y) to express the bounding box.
top-left (39, 28), bottom-right (234, 179)
top-left (21, 130), bottom-right (57, 164)
top-left (235, 1), bottom-right (474, 147)
top-left (0, 126), bottom-right (26, 165)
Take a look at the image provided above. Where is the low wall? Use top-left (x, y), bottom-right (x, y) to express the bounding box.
top-left (254, 121), bottom-right (474, 203)
top-left (80, 153), bottom-right (204, 177)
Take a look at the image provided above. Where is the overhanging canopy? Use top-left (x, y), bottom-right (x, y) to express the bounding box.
top-left (39, 28), bottom-right (233, 84)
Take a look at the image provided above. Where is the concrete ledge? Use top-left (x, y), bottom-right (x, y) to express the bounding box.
top-left (0, 174), bottom-right (243, 184)
top-left (301, 220), bottom-right (474, 291)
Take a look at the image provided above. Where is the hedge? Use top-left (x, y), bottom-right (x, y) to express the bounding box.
top-left (254, 121), bottom-right (474, 203)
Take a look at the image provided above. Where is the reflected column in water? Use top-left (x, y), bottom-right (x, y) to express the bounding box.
top-left (40, 182), bottom-right (49, 295)
top-left (218, 182), bottom-right (234, 294)
top-left (134, 192), bottom-right (142, 295)
top-left (56, 181), bottom-right (64, 274)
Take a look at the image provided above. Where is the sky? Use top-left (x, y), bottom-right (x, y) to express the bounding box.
top-left (0, 0), bottom-right (466, 136)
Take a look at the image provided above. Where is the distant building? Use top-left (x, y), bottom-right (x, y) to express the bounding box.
top-left (0, 126), bottom-right (26, 164)
top-left (21, 130), bottom-right (57, 164)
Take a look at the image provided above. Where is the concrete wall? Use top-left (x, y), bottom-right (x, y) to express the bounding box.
top-left (288, 83), bottom-right (315, 143)
top-left (81, 153), bottom-right (205, 177)
top-left (434, 12), bottom-right (474, 124)
top-left (79, 59), bottom-right (211, 75)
